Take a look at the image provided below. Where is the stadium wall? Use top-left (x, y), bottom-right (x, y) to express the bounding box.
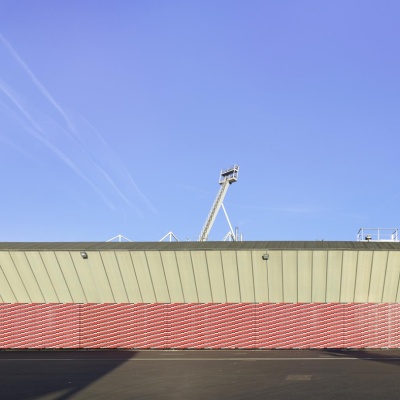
top-left (1, 242), bottom-right (400, 349)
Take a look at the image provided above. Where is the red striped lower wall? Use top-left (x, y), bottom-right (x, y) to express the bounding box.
top-left (1, 303), bottom-right (399, 349)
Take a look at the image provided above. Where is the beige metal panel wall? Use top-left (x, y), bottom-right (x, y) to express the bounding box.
top-left (206, 251), bottom-right (226, 303)
top-left (312, 251), bottom-right (327, 302)
top-left (2, 247), bottom-right (400, 304)
top-left (0, 252), bottom-right (29, 302)
top-left (221, 251), bottom-right (241, 302)
top-left (40, 252), bottom-right (73, 302)
top-left (160, 251), bottom-right (184, 302)
top-left (252, 251), bottom-right (269, 302)
top-left (282, 251), bottom-right (297, 302)
top-left (354, 251), bottom-right (373, 302)
top-left (384, 252), bottom-right (400, 302)
top-left (237, 251), bottom-right (255, 302)
top-left (9, 252), bottom-right (45, 302)
top-left (25, 252), bottom-right (60, 302)
top-left (130, 251), bottom-right (156, 302)
top-left (175, 251), bottom-right (198, 302)
top-left (54, 251), bottom-right (87, 302)
top-left (191, 251), bottom-right (212, 302)
top-left (100, 252), bottom-right (129, 303)
top-left (297, 251), bottom-right (312, 302)
top-left (0, 266), bottom-right (10, 302)
top-left (145, 251), bottom-right (170, 302)
top-left (326, 251), bottom-right (343, 302)
top-left (396, 253), bottom-right (400, 303)
top-left (70, 252), bottom-right (100, 302)
top-left (267, 250), bottom-right (283, 302)
top-left (340, 251), bottom-right (358, 302)
top-left (368, 251), bottom-right (388, 302)
top-left (114, 251), bottom-right (143, 302)
top-left (83, 252), bottom-right (113, 302)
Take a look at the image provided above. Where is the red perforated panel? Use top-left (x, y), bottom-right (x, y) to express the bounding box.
top-left (1, 303), bottom-right (400, 349)
top-left (0, 303), bottom-right (80, 348)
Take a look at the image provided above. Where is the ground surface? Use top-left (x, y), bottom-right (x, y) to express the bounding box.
top-left (1, 349), bottom-right (400, 399)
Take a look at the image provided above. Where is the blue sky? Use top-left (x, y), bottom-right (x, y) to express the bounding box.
top-left (0, 0), bottom-right (399, 242)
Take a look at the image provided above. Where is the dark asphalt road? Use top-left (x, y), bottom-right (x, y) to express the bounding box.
top-left (1, 349), bottom-right (400, 399)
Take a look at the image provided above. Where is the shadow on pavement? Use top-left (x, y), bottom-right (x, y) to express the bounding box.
top-left (0, 349), bottom-right (137, 400)
top-left (322, 348), bottom-right (400, 367)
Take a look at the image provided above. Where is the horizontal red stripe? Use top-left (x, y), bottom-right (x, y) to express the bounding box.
top-left (1, 303), bottom-right (400, 349)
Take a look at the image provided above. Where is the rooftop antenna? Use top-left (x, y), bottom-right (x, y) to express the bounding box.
top-left (107, 234), bottom-right (132, 242)
top-left (198, 164), bottom-right (239, 241)
top-left (159, 231), bottom-right (179, 242)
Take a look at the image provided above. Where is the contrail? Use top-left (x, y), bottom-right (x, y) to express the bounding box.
top-left (0, 78), bottom-right (44, 135)
top-left (23, 123), bottom-right (117, 211)
top-left (127, 171), bottom-right (157, 214)
top-left (0, 33), bottom-right (155, 215)
top-left (79, 114), bottom-right (157, 213)
top-left (0, 77), bottom-right (116, 211)
top-left (0, 33), bottom-right (76, 135)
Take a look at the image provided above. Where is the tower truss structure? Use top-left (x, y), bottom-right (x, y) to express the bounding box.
top-left (198, 165), bottom-right (239, 241)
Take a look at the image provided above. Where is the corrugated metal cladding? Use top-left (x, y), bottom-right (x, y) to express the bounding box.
top-left (2, 241), bottom-right (400, 349)
top-left (1, 242), bottom-right (400, 303)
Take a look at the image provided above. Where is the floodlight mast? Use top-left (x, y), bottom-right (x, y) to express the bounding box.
top-left (198, 165), bottom-right (239, 241)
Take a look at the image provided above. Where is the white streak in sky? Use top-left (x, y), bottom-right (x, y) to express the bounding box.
top-left (0, 77), bottom-right (116, 211)
top-left (0, 33), bottom-right (155, 214)
top-left (80, 115), bottom-right (156, 213)
top-left (0, 134), bottom-right (37, 162)
top-left (127, 171), bottom-right (157, 214)
top-left (0, 33), bottom-right (76, 135)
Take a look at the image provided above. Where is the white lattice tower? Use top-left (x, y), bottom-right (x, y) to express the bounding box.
top-left (198, 165), bottom-right (239, 241)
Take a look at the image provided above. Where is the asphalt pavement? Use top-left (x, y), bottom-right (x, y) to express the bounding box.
top-left (1, 349), bottom-right (400, 399)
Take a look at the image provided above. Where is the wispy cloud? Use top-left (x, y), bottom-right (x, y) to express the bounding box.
top-left (0, 33), bottom-right (76, 135)
top-left (0, 33), bottom-right (155, 215)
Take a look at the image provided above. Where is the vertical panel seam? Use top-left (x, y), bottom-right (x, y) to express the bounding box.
top-left (23, 252), bottom-right (45, 302)
top-left (324, 251), bottom-right (328, 303)
top-left (235, 250), bottom-right (242, 302)
top-left (39, 252), bottom-right (60, 303)
top-left (381, 251), bottom-right (390, 303)
top-left (281, 250), bottom-right (284, 302)
top-left (129, 252), bottom-right (143, 302)
top-left (367, 252), bottom-right (375, 301)
top-left (0, 260), bottom-right (17, 302)
top-left (310, 251), bottom-right (313, 302)
top-left (189, 251), bottom-right (199, 302)
top-left (54, 252), bottom-right (73, 302)
top-left (338, 251), bottom-right (344, 303)
top-left (92, 252), bottom-right (108, 302)
top-left (296, 250), bottom-right (298, 303)
top-left (219, 251), bottom-right (228, 302)
top-left (394, 253), bottom-right (400, 302)
top-left (159, 251), bottom-right (171, 303)
top-left (69, 252), bottom-right (88, 303)
top-left (173, 251), bottom-right (185, 302)
top-left (204, 251), bottom-right (213, 302)
top-left (250, 251), bottom-right (255, 303)
top-left (265, 251), bottom-right (269, 303)
top-left (144, 251), bottom-right (157, 302)
top-left (353, 251), bottom-right (359, 302)
top-left (114, 251), bottom-right (130, 302)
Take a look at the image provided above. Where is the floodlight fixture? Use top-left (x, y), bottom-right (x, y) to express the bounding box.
top-left (262, 253), bottom-right (269, 261)
top-left (80, 251), bottom-right (88, 259)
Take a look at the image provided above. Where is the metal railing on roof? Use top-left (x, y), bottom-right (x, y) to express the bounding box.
top-left (357, 228), bottom-right (399, 242)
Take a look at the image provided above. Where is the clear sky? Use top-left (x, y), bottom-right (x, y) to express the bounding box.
top-left (0, 0), bottom-right (399, 242)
